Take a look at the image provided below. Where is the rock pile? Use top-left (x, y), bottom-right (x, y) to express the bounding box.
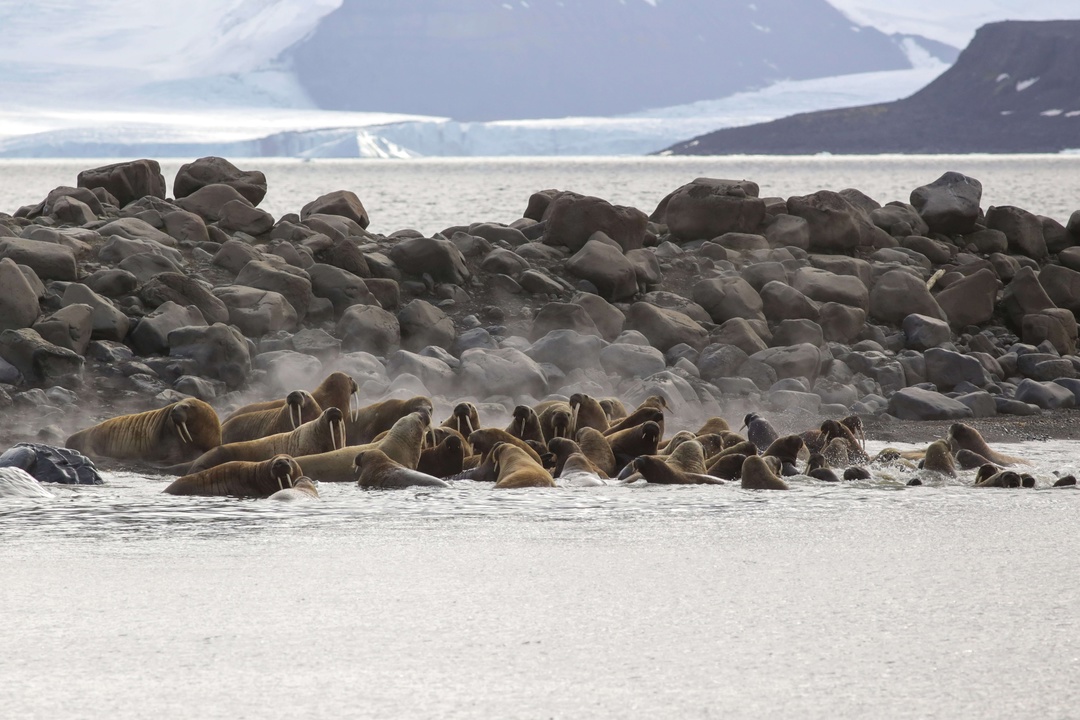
top-left (2, 159), bottom-right (1079, 442)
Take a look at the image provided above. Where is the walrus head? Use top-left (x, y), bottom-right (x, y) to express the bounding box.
top-left (975, 463), bottom-right (1000, 484)
top-left (640, 420), bottom-right (661, 447)
top-left (763, 435), bottom-right (805, 465)
top-left (285, 391), bottom-right (308, 430)
top-left (320, 408), bottom-right (347, 450)
top-left (169, 399), bottom-right (220, 450)
top-left (599, 398), bottom-right (625, 422)
top-left (840, 414), bottom-right (865, 450)
top-left (448, 402), bottom-right (478, 436)
top-left (662, 431), bottom-right (695, 455)
top-left (806, 453), bottom-right (828, 473)
top-left (638, 395), bottom-right (668, 412)
top-left (549, 410), bottom-right (572, 439)
top-left (270, 455), bottom-right (302, 492)
top-left (510, 405), bottom-right (538, 439)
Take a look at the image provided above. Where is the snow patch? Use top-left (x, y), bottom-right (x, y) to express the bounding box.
top-left (1016, 77), bottom-right (1039, 92)
top-left (996, 73), bottom-right (1010, 82)
top-left (1066, 111), bottom-right (1080, 118)
top-left (1041, 109), bottom-right (1064, 117)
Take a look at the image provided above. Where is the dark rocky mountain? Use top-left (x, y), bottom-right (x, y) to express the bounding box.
top-left (284, 0), bottom-right (923, 121)
top-left (664, 20), bottom-right (1080, 154)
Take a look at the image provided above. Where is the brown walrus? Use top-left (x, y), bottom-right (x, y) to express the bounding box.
top-left (547, 437), bottom-right (585, 477)
top-left (468, 428), bottom-right (545, 465)
top-left (348, 395), bottom-right (433, 445)
top-left (297, 410), bottom-right (431, 483)
top-left (629, 454), bottom-right (725, 485)
top-left (66, 398), bottom-right (220, 464)
top-left (354, 449), bottom-right (449, 489)
top-left (269, 476), bottom-right (320, 501)
top-left (707, 453), bottom-right (748, 481)
top-left (507, 405), bottom-right (545, 444)
top-left (225, 372), bottom-right (359, 423)
top-left (621, 439), bottom-right (709, 482)
top-left (608, 420), bottom-right (662, 468)
top-left (706, 440), bottom-right (757, 466)
top-left (659, 431), bottom-right (695, 454)
top-left (805, 454), bottom-right (840, 483)
top-left (922, 440), bottom-right (957, 476)
top-left (188, 408), bottom-right (346, 473)
top-left (740, 454), bottom-right (790, 490)
top-left (220, 390), bottom-right (322, 444)
top-left (696, 417), bottom-right (731, 436)
top-left (441, 401), bottom-right (480, 437)
top-left (602, 401), bottom-right (666, 437)
top-left (165, 454), bottom-right (303, 498)
top-left (948, 423), bottom-right (1027, 466)
top-left (955, 448), bottom-right (991, 470)
top-left (557, 453), bottom-right (608, 486)
top-left (575, 427), bottom-right (616, 477)
top-left (974, 468), bottom-right (1022, 488)
top-left (537, 402), bottom-right (574, 443)
top-left (762, 435), bottom-right (805, 466)
top-left (492, 443), bottom-right (555, 489)
top-left (599, 397), bottom-right (629, 423)
top-left (568, 393), bottom-right (609, 434)
top-left (822, 437), bottom-right (850, 468)
top-left (418, 434), bottom-right (466, 478)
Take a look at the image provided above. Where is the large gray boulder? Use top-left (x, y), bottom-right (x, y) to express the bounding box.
top-left (460, 347), bottom-right (547, 399)
top-left (235, 261), bottom-right (314, 322)
top-left (61, 284), bottom-right (130, 342)
top-left (301, 190), bottom-right (370, 229)
top-left (174, 157), bottom-right (267, 206)
top-left (0, 238), bottom-right (77, 281)
top-left (543, 192), bottom-right (647, 252)
top-left (750, 343), bottom-right (824, 384)
top-left (527, 330), bottom-right (605, 373)
top-left (657, 178), bottom-right (766, 243)
top-left (572, 292), bottom-right (624, 341)
top-left (1038, 264), bottom-right (1080, 314)
top-left (566, 238), bottom-right (638, 301)
top-left (986, 205), bottom-right (1047, 260)
top-left (398, 300), bottom-right (456, 352)
top-left (760, 281), bottom-right (820, 323)
top-left (1014, 379), bottom-right (1076, 410)
top-left (869, 269), bottom-right (946, 324)
top-left (211, 286), bottom-right (297, 337)
top-left (336, 305), bottom-right (400, 356)
top-left (909, 172), bottom-right (982, 235)
top-left (791, 267), bottom-right (869, 311)
top-left (999, 267), bottom-right (1055, 330)
top-left (692, 277), bottom-right (764, 324)
top-left (129, 302), bottom-right (208, 356)
top-left (77, 159), bottom-right (165, 207)
top-left (599, 343), bottom-right (665, 378)
top-left (529, 302), bottom-right (601, 341)
top-left (34, 304), bottom-right (93, 356)
top-left (307, 263), bottom-right (378, 317)
top-left (0, 258), bottom-right (40, 331)
top-left (935, 268), bottom-right (1000, 329)
top-left (0, 328), bottom-right (84, 386)
top-left (168, 323), bottom-right (252, 389)
top-left (138, 273), bottom-right (230, 325)
top-left (388, 236), bottom-right (470, 285)
top-left (924, 347), bottom-right (991, 391)
top-left (887, 387), bottom-right (973, 420)
top-left (902, 314), bottom-right (952, 351)
top-left (625, 302), bottom-right (708, 352)
top-left (175, 183), bottom-right (251, 224)
top-left (786, 191), bottom-right (861, 253)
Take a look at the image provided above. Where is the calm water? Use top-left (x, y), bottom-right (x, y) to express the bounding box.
top-left (1, 155), bottom-right (1078, 235)
top-left (3, 156), bottom-right (1080, 717)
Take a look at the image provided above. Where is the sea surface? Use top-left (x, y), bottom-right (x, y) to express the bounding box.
top-left (3, 156), bottom-right (1080, 718)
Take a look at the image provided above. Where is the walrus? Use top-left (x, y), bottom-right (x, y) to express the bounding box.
top-left (188, 408), bottom-right (346, 473)
top-left (974, 469), bottom-right (1022, 488)
top-left (0, 467), bottom-right (54, 498)
top-left (629, 455), bottom-right (724, 485)
top-left (922, 440), bottom-right (957, 476)
top-left (813, 419), bottom-right (867, 464)
top-left (822, 437), bottom-right (850, 468)
top-left (348, 395), bottom-right (433, 445)
top-left (707, 453), bottom-right (747, 481)
top-left (805, 454), bottom-right (840, 482)
top-left (719, 431), bottom-right (748, 448)
top-left (659, 431), bottom-right (695, 454)
top-left (441, 401), bottom-right (480, 437)
top-left (226, 371), bottom-right (359, 423)
top-left (1053, 475), bottom-right (1077, 487)
top-left (66, 398), bottom-right (220, 464)
top-left (620, 439), bottom-right (708, 482)
top-left (507, 405), bottom-right (545, 444)
top-left (599, 397), bottom-right (629, 423)
top-left (706, 440), bottom-right (757, 465)
top-left (269, 477), bottom-right (320, 501)
top-left (840, 414), bottom-right (866, 452)
top-left (547, 437), bottom-right (585, 477)
top-left (973, 463), bottom-right (1001, 485)
top-left (843, 467), bottom-right (871, 481)
top-left (603, 402), bottom-right (666, 437)
top-left (557, 453), bottom-right (608, 487)
top-left (354, 449), bottom-right (449, 489)
top-left (296, 410), bottom-right (431, 483)
top-left (742, 413), bottom-right (779, 452)
top-left (418, 434), bottom-right (466, 478)
top-left (468, 428), bottom-right (545, 465)
top-left (955, 448), bottom-right (991, 470)
top-left (537, 403), bottom-right (574, 443)
top-left (491, 443), bottom-right (555, 489)
top-left (574, 427), bottom-right (616, 477)
top-left (608, 420), bottom-right (662, 469)
top-left (696, 417), bottom-right (730, 436)
top-left (948, 423), bottom-right (1027, 466)
top-left (693, 433), bottom-right (727, 459)
top-left (568, 393), bottom-right (609, 434)
top-left (740, 454), bottom-right (790, 490)
top-left (165, 454), bottom-right (303, 498)
top-left (220, 390), bottom-right (322, 444)
top-left (762, 435), bottom-right (805, 466)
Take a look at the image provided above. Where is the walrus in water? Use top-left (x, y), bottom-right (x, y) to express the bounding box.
top-left (441, 401), bottom-right (480, 438)
top-left (568, 393), bottom-right (609, 434)
top-left (619, 439), bottom-right (708, 482)
top-left (354, 449), bottom-right (449, 489)
top-left (348, 395), bottom-right (433, 445)
top-left (629, 454), bottom-right (725, 485)
top-left (492, 443), bottom-right (555, 489)
top-left (658, 431), bottom-right (695, 454)
top-left (574, 427), bottom-right (616, 477)
top-left (226, 372), bottom-right (360, 423)
top-left (66, 398), bottom-right (220, 464)
top-left (742, 413), bottom-right (779, 452)
top-left (269, 477), bottom-right (320, 501)
top-left (973, 468), bottom-right (1022, 488)
top-left (469, 428), bottom-right (545, 465)
top-left (418, 434), bottom-right (466, 478)
top-left (948, 423), bottom-right (1027, 466)
top-left (922, 440), bottom-right (957, 477)
top-left (557, 453), bottom-right (608, 487)
top-left (608, 420), bottom-right (662, 469)
top-left (507, 405), bottom-right (545, 444)
top-left (296, 410), bottom-right (431, 482)
top-left (220, 391), bottom-right (322, 444)
top-left (188, 408), bottom-right (346, 473)
top-left (805, 454), bottom-right (840, 482)
top-left (547, 437), bottom-right (585, 478)
top-left (740, 454), bottom-right (790, 490)
top-left (165, 454), bottom-right (303, 498)
top-left (762, 435), bottom-right (805, 467)
top-left (706, 440), bottom-right (757, 467)
top-left (955, 448), bottom-right (991, 470)
top-left (537, 403), bottom-right (574, 443)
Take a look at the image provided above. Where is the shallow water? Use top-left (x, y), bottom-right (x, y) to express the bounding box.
top-left (1, 155), bottom-right (1079, 236)
top-left (3, 440), bottom-right (1079, 719)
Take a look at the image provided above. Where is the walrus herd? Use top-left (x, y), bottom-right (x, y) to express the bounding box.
top-left (44, 371), bottom-right (1074, 500)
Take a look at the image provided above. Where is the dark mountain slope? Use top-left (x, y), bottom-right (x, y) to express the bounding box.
top-left (284, 0), bottom-right (917, 121)
top-left (664, 21), bottom-right (1080, 155)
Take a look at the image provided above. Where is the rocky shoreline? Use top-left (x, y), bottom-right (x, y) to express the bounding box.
top-left (1, 158), bottom-right (1079, 450)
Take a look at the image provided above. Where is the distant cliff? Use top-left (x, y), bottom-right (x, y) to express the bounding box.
top-left (664, 21), bottom-right (1080, 154)
top-left (284, 0), bottom-right (926, 121)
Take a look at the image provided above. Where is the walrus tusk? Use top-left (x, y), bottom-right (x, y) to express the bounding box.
top-left (177, 421), bottom-right (194, 444)
top-left (465, 416), bottom-right (473, 435)
top-left (351, 392), bottom-right (360, 423)
top-left (332, 420), bottom-right (346, 450)
top-left (286, 473), bottom-right (293, 489)
top-left (519, 418), bottom-right (526, 437)
top-left (291, 404), bottom-right (300, 430)
top-left (571, 404), bottom-right (579, 436)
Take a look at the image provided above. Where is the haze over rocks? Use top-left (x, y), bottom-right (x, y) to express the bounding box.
top-left (2, 156), bottom-right (1080, 444)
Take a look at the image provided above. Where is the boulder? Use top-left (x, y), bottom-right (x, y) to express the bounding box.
top-left (923, 347), bottom-right (991, 391)
top-left (0, 329), bottom-right (84, 386)
top-left (469, 222), bottom-right (529, 247)
top-left (764, 213), bottom-right (810, 250)
top-left (691, 277), bottom-right (764, 324)
top-left (909, 172), bottom-right (982, 235)
top-left (625, 302), bottom-right (708, 352)
top-left (964, 229), bottom-right (1008, 254)
top-left (566, 239), bottom-right (638, 301)
top-left (61, 284), bottom-right (130, 342)
top-left (869, 269), bottom-right (946, 324)
top-left (902, 314), bottom-right (952, 351)
top-left (543, 193), bottom-right (647, 252)
top-left (480, 248), bottom-right (530, 277)
top-left (771, 319), bottom-right (823, 348)
top-left (235, 260), bottom-right (314, 322)
top-left (388, 236), bottom-right (470, 285)
top-left (1038, 264), bottom-right (1080, 314)
top-left (129, 302), bottom-right (207, 356)
top-left (935, 268), bottom-right (1000, 329)
top-left (173, 157), bottom-right (267, 206)
top-left (211, 286), bottom-right (297, 337)
top-left (887, 387), bottom-right (974, 421)
top-left (1041, 216), bottom-right (1072, 254)
top-left (985, 205), bottom-right (1047, 260)
top-left (625, 248), bottom-right (663, 287)
top-left (77, 159), bottom-right (165, 207)
top-left (656, 178), bottom-right (765, 243)
top-left (572, 292), bottom-right (624, 341)
top-left (386, 350), bottom-right (456, 392)
top-left (529, 302), bottom-right (601, 341)
top-left (786, 191), bottom-right (861, 252)
top-left (460, 348), bottom-right (548, 399)
top-left (162, 210), bottom-right (210, 245)
top-left (398, 300), bottom-right (456, 352)
top-left (599, 343), bottom-right (666, 378)
top-left (307, 263), bottom-right (378, 317)
top-left (167, 323), bottom-right (251, 389)
top-left (301, 190), bottom-right (370, 229)
top-left (1022, 309), bottom-right (1078, 356)
top-left (0, 257), bottom-right (40, 331)
top-left (1014, 379), bottom-right (1076, 410)
top-left (218, 200), bottom-right (275, 236)
top-left (0, 238), bottom-right (77, 281)
top-left (750, 343), bottom-right (823, 384)
top-left (33, 304), bottom-right (93, 355)
top-left (696, 344), bottom-right (750, 383)
top-left (212, 239), bottom-right (263, 275)
top-left (527, 330), bottom-right (606, 373)
top-left (999, 267), bottom-right (1055, 329)
top-left (640, 291), bottom-right (711, 324)
top-left (870, 202), bottom-right (929, 237)
top-left (175, 183), bottom-right (252, 223)
top-left (791, 267), bottom-right (868, 311)
top-left (138, 273), bottom-right (230, 325)
top-left (336, 305), bottom-right (400, 355)
top-left (760, 281), bottom-right (820, 323)
top-left (819, 303), bottom-right (866, 344)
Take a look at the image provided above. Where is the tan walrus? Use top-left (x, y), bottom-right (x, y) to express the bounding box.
top-left (347, 395), bottom-right (433, 445)
top-left (188, 408), bottom-right (346, 473)
top-left (507, 405), bottom-right (545, 444)
top-left (441, 401), bottom-right (480, 437)
top-left (492, 443), bottom-right (555, 489)
top-left (629, 454), bottom-right (725, 485)
top-left (948, 423), bottom-right (1027, 466)
top-left (220, 390), bottom-right (322, 444)
top-left (740, 454), bottom-right (790, 490)
top-left (568, 393), bottom-right (609, 434)
top-left (225, 372), bottom-right (360, 423)
top-left (575, 427), bottom-right (616, 477)
top-left (922, 440), bottom-right (957, 476)
top-left (417, 434), bottom-right (466, 478)
top-left (557, 453), bottom-right (608, 487)
top-left (354, 449), bottom-right (449, 489)
top-left (66, 398), bottom-right (220, 464)
top-left (165, 454), bottom-right (303, 498)
top-left (295, 410), bottom-right (432, 483)
top-left (536, 403), bottom-right (574, 443)
top-left (269, 477), bottom-right (320, 501)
